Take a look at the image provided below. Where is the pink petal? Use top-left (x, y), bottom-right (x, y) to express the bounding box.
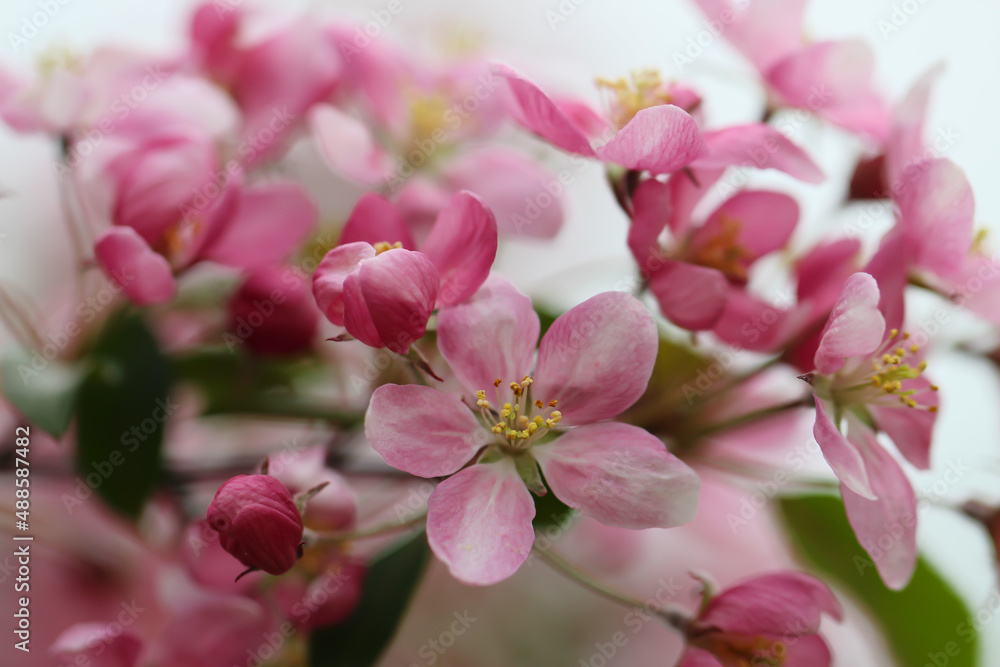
top-left (695, 190), bottom-right (799, 262)
top-left (627, 177), bottom-right (671, 264)
top-left (337, 192), bottom-right (415, 249)
top-left (534, 422), bottom-right (700, 528)
top-left (492, 63), bottom-right (597, 157)
top-left (841, 420), bottom-right (919, 590)
top-left (437, 275), bottom-right (539, 397)
top-left (870, 375), bottom-right (938, 470)
top-left (766, 40), bottom-right (889, 143)
top-left (648, 260), bottom-right (730, 331)
top-left (863, 228), bottom-right (909, 335)
top-left (426, 460), bottom-right (536, 585)
top-left (813, 398), bottom-right (875, 500)
top-left (442, 147), bottom-right (565, 239)
top-left (51, 622), bottom-right (144, 667)
top-left (365, 384), bottom-right (486, 477)
top-left (310, 104), bottom-right (390, 186)
top-left (692, 124), bottom-right (824, 183)
top-left (691, 0), bottom-right (807, 72)
top-left (701, 571), bottom-right (843, 636)
top-left (813, 272), bottom-right (885, 375)
top-left (795, 238), bottom-right (862, 309)
top-left (421, 191), bottom-right (498, 307)
top-left (887, 63), bottom-right (945, 187)
top-left (897, 158), bottom-right (974, 278)
top-left (667, 168), bottom-right (726, 236)
top-left (678, 648), bottom-right (723, 667)
top-left (595, 105), bottom-right (706, 174)
top-left (94, 227), bottom-right (176, 305)
top-left (533, 292), bottom-right (658, 425)
top-left (342, 248), bottom-right (439, 351)
top-left (712, 288), bottom-right (798, 353)
top-left (312, 242), bottom-right (376, 326)
top-left (783, 634), bottom-right (834, 667)
top-left (201, 183), bottom-right (318, 270)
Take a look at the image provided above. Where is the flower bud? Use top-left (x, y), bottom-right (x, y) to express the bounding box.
top-left (207, 474), bottom-right (304, 575)
top-left (227, 267), bottom-right (318, 356)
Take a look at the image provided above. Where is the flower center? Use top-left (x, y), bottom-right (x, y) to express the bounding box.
top-left (475, 376), bottom-right (561, 451)
top-left (596, 69), bottom-right (673, 129)
top-left (692, 632), bottom-right (787, 666)
top-left (687, 215), bottom-right (752, 282)
top-left (373, 241), bottom-right (403, 255)
top-left (830, 329), bottom-right (938, 412)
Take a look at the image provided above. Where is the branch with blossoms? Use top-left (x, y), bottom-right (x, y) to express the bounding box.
top-left (1, 1), bottom-right (999, 666)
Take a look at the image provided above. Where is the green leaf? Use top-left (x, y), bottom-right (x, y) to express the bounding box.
top-left (1, 347), bottom-right (82, 437)
top-left (310, 529), bottom-right (431, 667)
top-left (779, 495), bottom-right (978, 667)
top-left (532, 471), bottom-right (576, 532)
top-left (76, 310), bottom-right (172, 518)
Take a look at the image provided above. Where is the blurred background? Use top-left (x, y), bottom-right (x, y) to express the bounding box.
top-left (1, 0), bottom-right (999, 664)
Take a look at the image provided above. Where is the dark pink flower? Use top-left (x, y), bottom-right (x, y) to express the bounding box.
top-left (207, 474), bottom-right (304, 576)
top-left (365, 277), bottom-right (700, 584)
top-left (227, 267), bottom-right (319, 356)
top-left (680, 572), bottom-right (842, 667)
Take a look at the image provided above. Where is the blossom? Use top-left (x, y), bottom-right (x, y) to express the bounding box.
top-left (312, 190), bottom-right (497, 351)
top-left (495, 64), bottom-right (823, 182)
top-left (365, 277), bottom-right (700, 584)
top-left (680, 572), bottom-right (843, 667)
top-left (691, 0), bottom-right (889, 142)
top-left (207, 474), bottom-right (305, 576)
top-left (628, 175), bottom-right (801, 331)
top-left (226, 267), bottom-right (319, 356)
top-left (807, 272), bottom-right (939, 589)
top-left (50, 623), bottom-right (144, 667)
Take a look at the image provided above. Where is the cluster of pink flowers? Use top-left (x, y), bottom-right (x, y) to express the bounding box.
top-left (1, 1), bottom-right (998, 666)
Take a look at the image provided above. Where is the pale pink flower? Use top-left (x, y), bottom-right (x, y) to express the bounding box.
top-left (680, 571), bottom-right (842, 667)
top-left (691, 0), bottom-right (889, 142)
top-left (807, 272), bottom-right (939, 589)
top-left (312, 191), bottom-right (497, 351)
top-left (365, 277), bottom-right (700, 584)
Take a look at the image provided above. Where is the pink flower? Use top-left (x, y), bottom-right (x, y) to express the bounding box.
top-left (153, 595), bottom-right (274, 667)
top-left (680, 572), bottom-right (842, 667)
top-left (227, 267), bottom-right (319, 356)
top-left (207, 474), bottom-right (304, 576)
top-left (50, 622), bottom-right (144, 667)
top-left (312, 191), bottom-right (497, 351)
top-left (268, 446), bottom-right (357, 531)
top-left (807, 272), bottom-right (939, 589)
top-left (691, 0), bottom-right (889, 142)
top-left (273, 557), bottom-right (367, 629)
top-left (365, 277), bottom-right (700, 584)
top-left (628, 174), bottom-right (802, 331)
top-left (495, 65), bottom-right (823, 182)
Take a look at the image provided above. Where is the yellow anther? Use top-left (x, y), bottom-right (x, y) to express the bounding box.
top-left (890, 356), bottom-right (902, 365)
top-left (510, 381), bottom-right (522, 396)
top-left (930, 384), bottom-right (939, 391)
top-left (500, 408), bottom-right (511, 419)
top-left (506, 429), bottom-right (517, 440)
top-left (535, 400), bottom-right (544, 409)
top-left (373, 241), bottom-right (402, 255)
top-left (871, 377), bottom-right (882, 386)
top-left (521, 376), bottom-right (533, 386)
top-left (883, 354), bottom-right (892, 364)
top-left (910, 344), bottom-right (919, 353)
top-left (882, 382), bottom-right (895, 393)
top-left (903, 332), bottom-right (911, 340)
top-left (533, 415), bottom-right (544, 425)
top-left (895, 347), bottom-right (906, 357)
top-left (918, 361), bottom-right (928, 371)
top-left (549, 410), bottom-right (562, 423)
top-left (929, 406), bottom-right (938, 412)
top-left (527, 422), bottom-right (538, 433)
top-left (890, 328), bottom-right (899, 338)
top-left (907, 399), bottom-right (917, 408)
top-left (519, 430), bottom-right (530, 438)
top-left (494, 378), bottom-right (503, 388)
top-left (518, 415), bottom-right (529, 427)
top-left (492, 424), bottom-right (504, 434)
top-left (549, 400), bottom-right (558, 407)
top-left (894, 381), bottom-right (902, 390)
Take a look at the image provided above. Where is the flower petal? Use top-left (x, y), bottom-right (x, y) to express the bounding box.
top-left (534, 422), bottom-right (700, 528)
top-left (94, 227), bottom-right (176, 305)
top-left (310, 103), bottom-right (389, 186)
top-left (365, 384), bottom-right (486, 477)
top-left (421, 191), bottom-right (498, 307)
top-left (813, 272), bottom-right (885, 375)
top-left (887, 63), bottom-right (945, 187)
top-left (627, 177), bottom-right (671, 265)
top-left (337, 192), bottom-right (415, 249)
top-left (841, 419), bottom-right (919, 590)
top-left (700, 571), bottom-right (843, 636)
top-left (342, 248), bottom-right (439, 351)
top-left (533, 292), bottom-right (658, 425)
top-left (870, 375), bottom-right (938, 470)
top-left (427, 459), bottom-right (536, 585)
top-left (692, 124), bottom-right (824, 183)
top-left (493, 63), bottom-right (597, 157)
top-left (648, 260), bottom-right (730, 331)
top-left (437, 275), bottom-right (539, 397)
top-left (312, 242), bottom-right (376, 326)
top-left (812, 398), bottom-right (875, 500)
top-left (595, 105), bottom-right (706, 174)
top-left (697, 191), bottom-right (799, 261)
top-left (201, 182), bottom-right (318, 270)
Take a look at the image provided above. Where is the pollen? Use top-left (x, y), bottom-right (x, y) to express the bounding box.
top-left (596, 69), bottom-right (674, 128)
top-left (373, 241), bottom-right (403, 255)
top-left (475, 376), bottom-right (563, 450)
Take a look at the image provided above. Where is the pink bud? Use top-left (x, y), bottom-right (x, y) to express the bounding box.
top-left (50, 622), bottom-right (143, 667)
top-left (207, 475), bottom-right (304, 576)
top-left (227, 267), bottom-right (319, 356)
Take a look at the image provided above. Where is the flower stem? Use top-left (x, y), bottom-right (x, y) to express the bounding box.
top-left (313, 509), bottom-right (428, 543)
top-left (685, 396), bottom-right (814, 441)
top-left (533, 545), bottom-right (690, 632)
